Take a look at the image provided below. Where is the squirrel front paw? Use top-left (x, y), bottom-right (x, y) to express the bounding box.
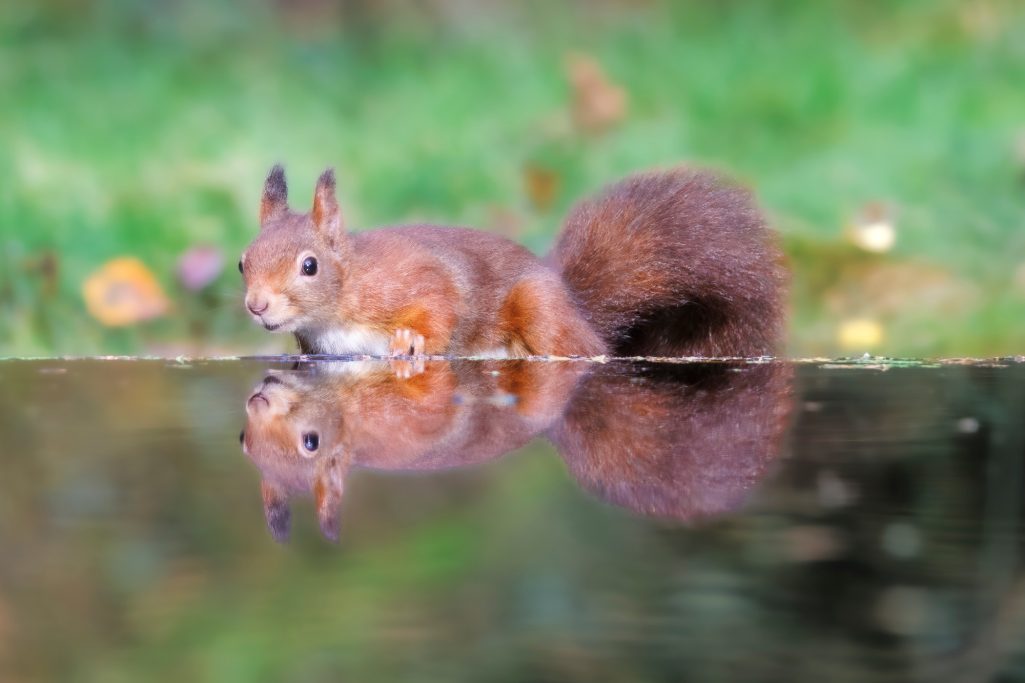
top-left (389, 328), bottom-right (426, 357)
top-left (389, 328), bottom-right (426, 379)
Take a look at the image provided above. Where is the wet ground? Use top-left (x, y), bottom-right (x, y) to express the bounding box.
top-left (1, 357), bottom-right (1024, 682)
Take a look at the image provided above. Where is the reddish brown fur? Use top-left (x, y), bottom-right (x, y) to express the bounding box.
top-left (241, 358), bottom-right (793, 541)
top-left (498, 276), bottom-right (604, 356)
top-left (549, 168), bottom-right (787, 357)
top-left (548, 362), bottom-right (794, 521)
top-left (242, 165), bottom-right (785, 358)
top-left (242, 361), bottom-right (581, 540)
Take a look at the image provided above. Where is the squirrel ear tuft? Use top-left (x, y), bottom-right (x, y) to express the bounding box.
top-left (260, 164), bottom-right (289, 224)
top-left (314, 455), bottom-right (345, 543)
top-left (312, 168), bottom-right (345, 239)
top-left (261, 479), bottom-right (292, 543)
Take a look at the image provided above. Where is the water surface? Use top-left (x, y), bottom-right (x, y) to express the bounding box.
top-left (1, 358), bottom-right (1023, 682)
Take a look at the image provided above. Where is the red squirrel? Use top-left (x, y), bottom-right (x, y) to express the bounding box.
top-left (240, 358), bottom-right (792, 542)
top-left (239, 165), bottom-right (785, 358)
top-left (242, 360), bottom-right (584, 541)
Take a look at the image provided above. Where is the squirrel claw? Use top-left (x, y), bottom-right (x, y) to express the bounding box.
top-left (389, 328), bottom-right (426, 357)
top-left (389, 328), bottom-right (426, 378)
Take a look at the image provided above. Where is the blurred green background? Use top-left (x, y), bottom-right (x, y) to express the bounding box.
top-left (1, 0), bottom-right (1023, 358)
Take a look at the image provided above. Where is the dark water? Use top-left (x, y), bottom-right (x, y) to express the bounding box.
top-left (1, 358), bottom-right (1024, 682)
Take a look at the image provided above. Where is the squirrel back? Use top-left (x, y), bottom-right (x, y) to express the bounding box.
top-left (549, 168), bottom-right (786, 357)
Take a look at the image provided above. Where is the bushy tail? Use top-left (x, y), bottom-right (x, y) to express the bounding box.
top-left (548, 361), bottom-right (793, 522)
top-left (548, 168), bottom-right (787, 357)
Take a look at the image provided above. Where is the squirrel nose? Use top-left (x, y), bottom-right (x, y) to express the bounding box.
top-left (247, 297), bottom-right (269, 316)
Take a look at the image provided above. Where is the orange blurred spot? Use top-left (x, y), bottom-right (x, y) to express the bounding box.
top-left (566, 53), bottom-right (628, 135)
top-left (523, 164), bottom-right (561, 211)
top-left (83, 257), bottom-right (170, 326)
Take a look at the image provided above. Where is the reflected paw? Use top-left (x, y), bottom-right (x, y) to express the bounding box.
top-left (390, 357), bottom-right (425, 379)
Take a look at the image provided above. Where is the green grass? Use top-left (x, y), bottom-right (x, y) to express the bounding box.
top-left (1, 0), bottom-right (1023, 357)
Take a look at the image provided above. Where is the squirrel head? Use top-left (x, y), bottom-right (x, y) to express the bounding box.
top-left (237, 360), bottom-right (465, 543)
top-left (240, 370), bottom-right (348, 542)
top-left (239, 165), bottom-right (352, 335)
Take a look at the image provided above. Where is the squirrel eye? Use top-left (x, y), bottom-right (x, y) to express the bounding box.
top-left (301, 256), bottom-right (318, 277)
top-left (302, 432), bottom-right (320, 452)
top-left (238, 259), bottom-right (244, 275)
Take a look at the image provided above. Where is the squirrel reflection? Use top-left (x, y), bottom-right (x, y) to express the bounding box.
top-left (241, 360), bottom-right (792, 541)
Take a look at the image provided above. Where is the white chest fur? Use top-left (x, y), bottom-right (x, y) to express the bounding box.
top-left (471, 347), bottom-right (511, 359)
top-left (305, 325), bottom-right (390, 356)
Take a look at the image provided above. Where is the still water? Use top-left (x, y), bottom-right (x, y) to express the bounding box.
top-left (1, 358), bottom-right (1023, 682)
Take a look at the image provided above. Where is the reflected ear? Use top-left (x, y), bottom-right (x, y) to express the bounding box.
top-left (312, 168), bottom-right (345, 242)
top-left (261, 478), bottom-right (292, 543)
top-left (314, 455), bottom-right (345, 542)
top-left (260, 164), bottom-right (289, 224)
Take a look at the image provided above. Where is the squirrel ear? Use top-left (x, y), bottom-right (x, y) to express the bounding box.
top-left (260, 478), bottom-right (292, 543)
top-left (312, 168), bottom-right (345, 239)
top-left (260, 164), bottom-right (289, 224)
top-left (314, 455), bottom-right (345, 543)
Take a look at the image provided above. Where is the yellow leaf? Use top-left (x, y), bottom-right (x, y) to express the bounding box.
top-left (837, 318), bottom-right (883, 351)
top-left (83, 257), bottom-right (170, 327)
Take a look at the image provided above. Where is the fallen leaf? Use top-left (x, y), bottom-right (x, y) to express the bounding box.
top-left (847, 202), bottom-right (896, 253)
top-left (83, 257), bottom-right (170, 326)
top-left (177, 245), bottom-right (224, 291)
top-left (523, 164), bottom-right (561, 211)
top-left (566, 53), bottom-right (627, 135)
top-left (837, 318), bottom-right (883, 351)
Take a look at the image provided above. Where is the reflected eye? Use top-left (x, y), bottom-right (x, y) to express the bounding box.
top-left (238, 259), bottom-right (244, 275)
top-left (302, 432), bottom-right (320, 452)
top-left (301, 256), bottom-right (318, 276)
